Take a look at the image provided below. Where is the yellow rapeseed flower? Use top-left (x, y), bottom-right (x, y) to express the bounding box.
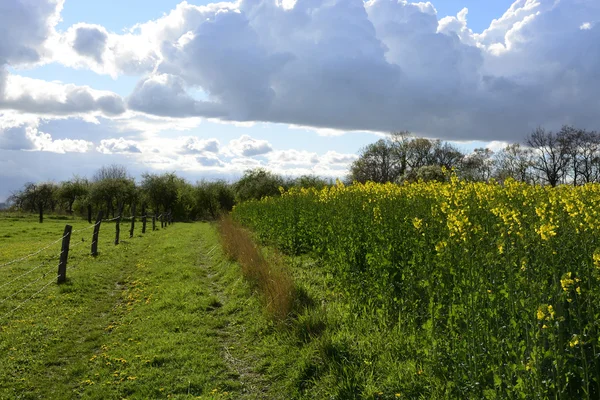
top-left (412, 217), bottom-right (423, 230)
top-left (537, 307), bottom-right (545, 321)
top-left (569, 335), bottom-right (580, 348)
top-left (561, 273), bottom-right (575, 292)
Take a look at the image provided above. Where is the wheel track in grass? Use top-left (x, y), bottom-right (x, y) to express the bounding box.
top-left (196, 224), bottom-right (276, 399)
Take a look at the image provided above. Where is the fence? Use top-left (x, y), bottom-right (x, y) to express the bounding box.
top-left (0, 209), bottom-right (174, 321)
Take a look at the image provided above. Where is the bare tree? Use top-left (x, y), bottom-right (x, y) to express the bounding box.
top-left (432, 140), bottom-right (464, 170)
top-left (92, 164), bottom-right (129, 182)
top-left (494, 143), bottom-right (534, 183)
top-left (460, 148), bottom-right (495, 182)
top-left (576, 130), bottom-right (600, 184)
top-left (406, 138), bottom-right (436, 170)
top-left (90, 165), bottom-right (135, 217)
top-left (527, 127), bottom-right (571, 187)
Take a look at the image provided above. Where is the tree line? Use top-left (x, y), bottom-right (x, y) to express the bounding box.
top-left (6, 165), bottom-right (330, 222)
top-left (6, 125), bottom-right (599, 221)
top-left (349, 126), bottom-right (600, 186)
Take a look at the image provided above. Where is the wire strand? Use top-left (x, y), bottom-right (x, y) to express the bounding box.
top-left (71, 223), bottom-right (97, 234)
top-left (0, 274), bottom-right (60, 320)
top-left (0, 260), bottom-right (52, 291)
top-left (0, 232), bottom-right (69, 269)
top-left (0, 269), bottom-right (54, 306)
top-left (69, 239), bottom-right (86, 251)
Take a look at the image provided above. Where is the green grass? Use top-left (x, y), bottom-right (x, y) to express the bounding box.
top-left (0, 214), bottom-right (270, 399)
top-left (0, 213), bottom-right (432, 399)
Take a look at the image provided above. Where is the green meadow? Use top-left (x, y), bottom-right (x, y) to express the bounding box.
top-left (0, 213), bottom-right (455, 400)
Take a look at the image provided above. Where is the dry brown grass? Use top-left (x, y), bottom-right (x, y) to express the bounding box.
top-left (218, 216), bottom-right (296, 320)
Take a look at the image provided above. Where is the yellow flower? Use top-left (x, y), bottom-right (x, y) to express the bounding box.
top-left (412, 217), bottom-right (423, 230)
top-left (594, 252), bottom-right (600, 268)
top-left (537, 306), bottom-right (545, 320)
top-left (547, 305), bottom-right (555, 319)
top-left (536, 223), bottom-right (557, 241)
top-left (435, 241), bottom-right (447, 253)
top-left (569, 335), bottom-right (580, 348)
top-left (561, 272), bottom-right (575, 292)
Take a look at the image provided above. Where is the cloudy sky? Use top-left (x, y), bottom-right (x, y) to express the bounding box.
top-left (1, 0), bottom-right (599, 200)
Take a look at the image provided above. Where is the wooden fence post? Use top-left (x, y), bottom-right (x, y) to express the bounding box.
top-left (129, 203), bottom-right (136, 238)
top-left (161, 214), bottom-right (164, 229)
top-left (115, 202), bottom-right (123, 245)
top-left (87, 205), bottom-right (92, 224)
top-left (91, 211), bottom-right (103, 257)
top-left (152, 213), bottom-right (156, 231)
top-left (58, 225), bottom-right (72, 284)
top-left (39, 204), bottom-right (44, 224)
top-left (142, 205), bottom-right (147, 234)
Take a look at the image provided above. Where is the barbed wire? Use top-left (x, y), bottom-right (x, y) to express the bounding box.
top-left (71, 223), bottom-right (97, 234)
top-left (0, 259), bottom-right (53, 292)
top-left (0, 232), bottom-right (69, 269)
top-left (102, 216), bottom-right (120, 222)
top-left (0, 274), bottom-right (60, 321)
top-left (0, 269), bottom-right (55, 306)
top-left (69, 239), bottom-right (86, 251)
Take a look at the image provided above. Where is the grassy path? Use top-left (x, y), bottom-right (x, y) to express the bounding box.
top-left (0, 219), bottom-right (283, 400)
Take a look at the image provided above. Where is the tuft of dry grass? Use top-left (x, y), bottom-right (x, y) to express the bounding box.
top-left (218, 216), bottom-right (295, 320)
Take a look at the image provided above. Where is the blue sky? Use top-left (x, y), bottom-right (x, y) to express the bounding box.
top-left (1, 0), bottom-right (599, 201)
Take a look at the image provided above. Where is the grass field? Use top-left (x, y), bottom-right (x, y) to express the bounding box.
top-left (2, 213), bottom-right (406, 400)
top-left (11, 180), bottom-right (599, 400)
top-left (0, 213), bottom-right (432, 400)
top-left (0, 214), bottom-right (270, 399)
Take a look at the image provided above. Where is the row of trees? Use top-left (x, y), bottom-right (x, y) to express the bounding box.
top-left (7, 166), bottom-right (330, 222)
top-left (7, 125), bottom-right (599, 221)
top-left (349, 126), bottom-right (600, 186)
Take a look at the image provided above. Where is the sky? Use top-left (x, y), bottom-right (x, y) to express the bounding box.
top-left (1, 0), bottom-right (599, 201)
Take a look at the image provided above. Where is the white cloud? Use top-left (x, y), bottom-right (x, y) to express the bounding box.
top-left (0, 2), bottom-right (126, 120)
top-left (104, 0), bottom-right (593, 141)
top-left (0, 124), bottom-right (34, 151)
top-left (288, 124), bottom-right (350, 137)
top-left (267, 149), bottom-right (319, 168)
top-left (321, 151), bottom-right (359, 165)
top-left (230, 156), bottom-right (264, 170)
top-left (0, 114), bottom-right (92, 153)
top-left (485, 140), bottom-right (511, 153)
top-left (97, 137), bottom-right (141, 154)
top-left (0, 0), bottom-right (63, 66)
top-left (71, 23), bottom-right (108, 64)
top-left (196, 153), bottom-right (224, 167)
top-left (179, 137), bottom-right (220, 154)
top-left (227, 134), bottom-right (273, 157)
top-left (0, 74), bottom-right (125, 117)
top-left (127, 74), bottom-right (225, 118)
top-left (28, 129), bottom-right (92, 153)
top-left (3, 0), bottom-right (596, 143)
